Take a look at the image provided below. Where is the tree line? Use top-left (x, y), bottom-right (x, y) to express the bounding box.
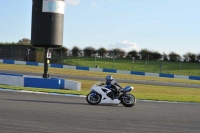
top-left (1, 38), bottom-right (200, 62)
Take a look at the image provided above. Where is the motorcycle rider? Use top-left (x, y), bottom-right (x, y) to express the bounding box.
top-left (105, 75), bottom-right (122, 99)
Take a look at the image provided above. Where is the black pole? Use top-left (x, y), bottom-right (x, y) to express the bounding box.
top-left (160, 60), bottom-right (162, 74)
top-left (43, 47), bottom-right (49, 78)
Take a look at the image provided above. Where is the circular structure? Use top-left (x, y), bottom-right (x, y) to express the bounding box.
top-left (31, 0), bottom-right (65, 48)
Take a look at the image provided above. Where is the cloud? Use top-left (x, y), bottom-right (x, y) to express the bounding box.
top-left (91, 2), bottom-right (97, 7)
top-left (109, 40), bottom-right (140, 52)
top-left (108, 0), bottom-right (115, 2)
top-left (66, 0), bottom-right (81, 6)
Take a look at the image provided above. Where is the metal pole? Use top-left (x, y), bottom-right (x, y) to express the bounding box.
top-left (11, 47), bottom-right (13, 60)
top-left (43, 47), bottom-right (49, 78)
top-left (132, 58), bottom-right (134, 71)
top-left (132, 61), bottom-right (134, 70)
top-left (179, 60), bottom-right (181, 74)
top-left (160, 60), bottom-right (162, 74)
top-left (145, 58), bottom-right (147, 72)
top-left (61, 51), bottom-right (62, 64)
top-left (112, 57), bottom-right (114, 69)
top-left (95, 56), bottom-right (96, 67)
top-left (77, 55), bottom-right (78, 66)
top-left (27, 48), bottom-right (30, 61)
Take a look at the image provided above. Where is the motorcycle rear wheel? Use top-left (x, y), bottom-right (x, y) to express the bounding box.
top-left (86, 92), bottom-right (101, 105)
top-left (121, 94), bottom-right (136, 107)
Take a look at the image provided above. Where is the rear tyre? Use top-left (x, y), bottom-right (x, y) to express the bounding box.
top-left (121, 94), bottom-right (136, 107)
top-left (86, 92), bottom-right (101, 105)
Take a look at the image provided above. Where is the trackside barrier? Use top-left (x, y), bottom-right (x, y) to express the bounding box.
top-left (131, 71), bottom-right (145, 76)
top-left (64, 79), bottom-right (81, 91)
top-left (0, 75), bottom-right (24, 86)
top-left (23, 75), bottom-right (80, 90)
top-left (1, 59), bottom-right (200, 80)
top-left (50, 64), bottom-right (63, 68)
top-left (103, 68), bottom-right (117, 73)
top-left (189, 76), bottom-right (200, 80)
top-left (0, 73), bottom-right (81, 90)
top-left (0, 72), bottom-right (23, 77)
top-left (26, 61), bottom-right (38, 66)
top-left (3, 60), bottom-right (14, 64)
top-left (159, 74), bottom-right (174, 78)
top-left (24, 77), bottom-right (61, 89)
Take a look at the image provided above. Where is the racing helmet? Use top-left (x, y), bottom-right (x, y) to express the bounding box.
top-left (105, 75), bottom-right (113, 84)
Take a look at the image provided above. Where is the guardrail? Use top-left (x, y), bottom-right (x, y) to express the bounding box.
top-left (0, 72), bottom-right (81, 90)
top-left (0, 59), bottom-right (200, 80)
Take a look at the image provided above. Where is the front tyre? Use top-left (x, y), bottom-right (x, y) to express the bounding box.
top-left (121, 94), bottom-right (136, 107)
top-left (86, 92), bottom-right (101, 105)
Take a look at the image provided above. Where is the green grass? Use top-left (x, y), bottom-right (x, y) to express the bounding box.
top-left (0, 63), bottom-right (200, 84)
top-left (59, 57), bottom-right (200, 76)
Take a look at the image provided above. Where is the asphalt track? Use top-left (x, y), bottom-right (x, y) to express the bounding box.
top-left (0, 70), bottom-right (200, 88)
top-left (0, 90), bottom-right (200, 133)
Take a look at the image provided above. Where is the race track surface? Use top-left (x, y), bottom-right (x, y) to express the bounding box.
top-left (0, 91), bottom-right (200, 133)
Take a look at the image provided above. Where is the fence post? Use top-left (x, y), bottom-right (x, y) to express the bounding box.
top-left (160, 60), bottom-right (162, 74)
top-left (145, 58), bottom-right (147, 72)
top-left (112, 57), bottom-right (115, 69)
top-left (179, 61), bottom-right (181, 74)
top-left (60, 51), bottom-right (62, 64)
top-left (77, 56), bottom-right (78, 66)
top-left (132, 57), bottom-right (135, 71)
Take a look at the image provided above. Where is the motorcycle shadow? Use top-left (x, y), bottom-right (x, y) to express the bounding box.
top-left (95, 103), bottom-right (124, 108)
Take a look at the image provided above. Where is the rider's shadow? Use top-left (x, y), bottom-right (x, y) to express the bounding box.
top-left (3, 98), bottom-right (124, 107)
top-left (3, 98), bottom-right (87, 106)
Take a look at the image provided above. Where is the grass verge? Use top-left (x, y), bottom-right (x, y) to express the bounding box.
top-left (0, 63), bottom-right (200, 84)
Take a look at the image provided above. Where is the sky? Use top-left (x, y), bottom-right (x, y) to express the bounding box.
top-left (0, 0), bottom-right (200, 55)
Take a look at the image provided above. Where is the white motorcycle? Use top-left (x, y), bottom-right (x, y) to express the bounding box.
top-left (86, 82), bottom-right (136, 107)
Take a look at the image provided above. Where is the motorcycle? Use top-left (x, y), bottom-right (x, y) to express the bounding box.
top-left (86, 82), bottom-right (136, 107)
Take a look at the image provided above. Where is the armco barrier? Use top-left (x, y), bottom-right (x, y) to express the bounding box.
top-left (0, 75), bottom-right (24, 86)
top-left (160, 74), bottom-right (174, 78)
top-left (131, 71), bottom-right (145, 76)
top-left (64, 79), bottom-right (81, 91)
top-left (50, 64), bottom-right (63, 68)
top-left (189, 76), bottom-right (200, 80)
top-left (15, 61), bottom-right (26, 65)
top-left (26, 61), bottom-right (38, 66)
top-left (0, 72), bottom-right (23, 77)
top-left (24, 77), bottom-right (60, 89)
top-left (1, 59), bottom-right (200, 80)
top-left (23, 75), bottom-right (80, 90)
top-left (76, 66), bottom-right (89, 71)
top-left (103, 68), bottom-right (117, 73)
top-left (3, 60), bottom-right (14, 64)
top-left (0, 72), bottom-right (81, 90)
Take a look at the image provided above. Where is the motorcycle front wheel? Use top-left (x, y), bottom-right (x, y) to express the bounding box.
top-left (86, 92), bottom-right (101, 105)
top-left (121, 94), bottom-right (136, 107)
